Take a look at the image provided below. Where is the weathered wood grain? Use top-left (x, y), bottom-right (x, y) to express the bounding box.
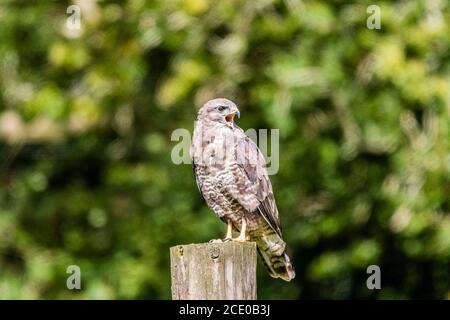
top-left (170, 242), bottom-right (257, 300)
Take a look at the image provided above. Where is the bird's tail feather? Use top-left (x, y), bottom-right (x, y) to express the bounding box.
top-left (256, 236), bottom-right (295, 282)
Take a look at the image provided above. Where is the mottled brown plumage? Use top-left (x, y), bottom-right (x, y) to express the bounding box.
top-left (190, 98), bottom-right (295, 281)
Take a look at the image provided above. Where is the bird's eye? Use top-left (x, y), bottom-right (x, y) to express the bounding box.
top-left (218, 106), bottom-right (227, 112)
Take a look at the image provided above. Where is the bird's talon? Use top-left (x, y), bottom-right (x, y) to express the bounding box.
top-left (223, 237), bottom-right (232, 242)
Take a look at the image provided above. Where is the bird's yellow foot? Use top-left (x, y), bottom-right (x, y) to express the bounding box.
top-left (224, 221), bottom-right (233, 241)
top-left (232, 218), bottom-right (248, 242)
top-left (220, 219), bottom-right (248, 242)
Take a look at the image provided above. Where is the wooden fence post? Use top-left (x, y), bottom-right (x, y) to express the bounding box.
top-left (170, 241), bottom-right (257, 300)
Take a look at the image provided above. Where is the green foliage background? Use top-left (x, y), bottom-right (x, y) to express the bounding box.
top-left (0, 0), bottom-right (449, 299)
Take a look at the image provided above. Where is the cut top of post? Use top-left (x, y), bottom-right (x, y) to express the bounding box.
top-left (170, 241), bottom-right (257, 300)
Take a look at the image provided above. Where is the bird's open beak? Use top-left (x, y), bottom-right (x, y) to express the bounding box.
top-left (225, 107), bottom-right (240, 127)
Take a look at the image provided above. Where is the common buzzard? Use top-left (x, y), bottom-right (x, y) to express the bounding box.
top-left (190, 98), bottom-right (295, 281)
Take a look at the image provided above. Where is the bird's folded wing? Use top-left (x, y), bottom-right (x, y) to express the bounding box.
top-left (227, 134), bottom-right (282, 237)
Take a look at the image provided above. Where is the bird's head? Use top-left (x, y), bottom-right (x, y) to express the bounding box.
top-left (197, 98), bottom-right (240, 128)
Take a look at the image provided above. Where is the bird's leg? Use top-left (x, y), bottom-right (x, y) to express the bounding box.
top-left (210, 220), bottom-right (233, 243)
top-left (223, 220), bottom-right (233, 242)
top-left (234, 218), bottom-right (247, 242)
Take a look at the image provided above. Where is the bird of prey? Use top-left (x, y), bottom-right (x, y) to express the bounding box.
top-left (190, 98), bottom-right (295, 282)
